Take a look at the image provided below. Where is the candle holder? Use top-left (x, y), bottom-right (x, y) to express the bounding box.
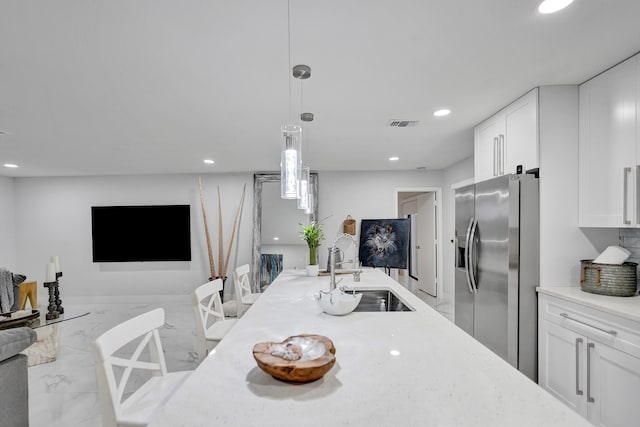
top-left (43, 281), bottom-right (59, 320)
top-left (54, 271), bottom-right (64, 314)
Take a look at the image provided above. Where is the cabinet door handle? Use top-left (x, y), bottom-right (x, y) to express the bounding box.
top-left (587, 342), bottom-right (595, 403)
top-left (560, 313), bottom-right (618, 336)
top-left (575, 338), bottom-right (583, 396)
top-left (499, 134), bottom-right (505, 175)
top-left (493, 137), bottom-right (499, 176)
top-left (636, 165), bottom-right (640, 225)
top-left (623, 167), bottom-right (631, 225)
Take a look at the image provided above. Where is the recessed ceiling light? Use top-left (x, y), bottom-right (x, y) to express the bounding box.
top-left (433, 109), bottom-right (451, 117)
top-left (203, 159), bottom-right (215, 164)
top-left (538, 0), bottom-right (574, 14)
top-left (390, 350), bottom-right (400, 356)
top-left (3, 163), bottom-right (18, 168)
top-left (389, 156), bottom-right (400, 161)
top-left (273, 237), bottom-right (279, 241)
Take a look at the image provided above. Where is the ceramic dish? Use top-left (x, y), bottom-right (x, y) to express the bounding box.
top-left (315, 288), bottom-right (362, 316)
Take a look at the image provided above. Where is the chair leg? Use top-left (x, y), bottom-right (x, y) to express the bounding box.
top-left (197, 340), bottom-right (207, 363)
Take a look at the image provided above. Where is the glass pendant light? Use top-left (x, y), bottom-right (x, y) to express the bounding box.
top-left (297, 166), bottom-right (310, 209)
top-left (304, 177), bottom-right (314, 215)
top-left (281, 124), bottom-right (302, 199)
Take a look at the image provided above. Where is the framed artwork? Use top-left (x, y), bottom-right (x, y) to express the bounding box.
top-left (260, 253), bottom-right (283, 290)
top-left (358, 218), bottom-right (410, 269)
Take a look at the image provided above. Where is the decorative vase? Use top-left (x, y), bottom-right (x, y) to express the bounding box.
top-left (210, 276), bottom-right (227, 302)
top-left (306, 264), bottom-right (319, 277)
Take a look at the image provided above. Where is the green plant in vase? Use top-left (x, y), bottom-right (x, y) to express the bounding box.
top-left (300, 221), bottom-right (324, 276)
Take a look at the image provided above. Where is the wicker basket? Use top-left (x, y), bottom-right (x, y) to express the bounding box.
top-left (343, 215), bottom-right (356, 235)
top-left (580, 259), bottom-right (638, 297)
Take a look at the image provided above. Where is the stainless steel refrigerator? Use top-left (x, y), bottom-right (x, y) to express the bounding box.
top-left (454, 173), bottom-right (538, 381)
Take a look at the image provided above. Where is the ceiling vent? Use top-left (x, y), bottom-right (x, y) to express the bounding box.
top-left (388, 120), bottom-right (419, 128)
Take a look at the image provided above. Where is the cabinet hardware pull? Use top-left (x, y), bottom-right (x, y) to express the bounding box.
top-left (560, 313), bottom-right (617, 336)
top-left (623, 167), bottom-right (631, 225)
top-left (636, 165), bottom-right (640, 225)
top-left (493, 137), bottom-right (498, 176)
top-left (499, 134), bottom-right (505, 175)
top-left (575, 338), bottom-right (583, 396)
top-left (587, 343), bottom-right (595, 403)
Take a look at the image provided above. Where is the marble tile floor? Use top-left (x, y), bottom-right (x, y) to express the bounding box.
top-left (28, 278), bottom-right (455, 427)
top-left (28, 302), bottom-right (198, 427)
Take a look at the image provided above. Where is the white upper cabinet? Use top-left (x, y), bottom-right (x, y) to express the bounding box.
top-left (579, 54), bottom-right (639, 227)
top-left (474, 88), bottom-right (538, 183)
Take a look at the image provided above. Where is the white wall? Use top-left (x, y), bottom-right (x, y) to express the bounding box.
top-left (14, 173), bottom-right (253, 300)
top-left (317, 170), bottom-right (443, 268)
top-left (538, 86), bottom-right (618, 286)
top-left (0, 176), bottom-right (17, 270)
top-left (441, 157), bottom-right (474, 305)
top-left (11, 169), bottom-right (443, 300)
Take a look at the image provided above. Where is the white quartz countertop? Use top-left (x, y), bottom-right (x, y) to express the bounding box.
top-left (537, 286), bottom-right (640, 322)
top-left (149, 269), bottom-right (589, 427)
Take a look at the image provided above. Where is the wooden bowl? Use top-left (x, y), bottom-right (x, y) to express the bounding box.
top-left (252, 334), bottom-right (336, 383)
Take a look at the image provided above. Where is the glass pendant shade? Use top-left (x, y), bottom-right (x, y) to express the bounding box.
top-left (304, 176), bottom-right (314, 215)
top-left (280, 124), bottom-right (302, 199)
top-left (297, 167), bottom-right (310, 210)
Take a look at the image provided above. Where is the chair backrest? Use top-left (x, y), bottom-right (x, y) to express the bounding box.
top-left (233, 264), bottom-right (252, 303)
top-left (93, 308), bottom-right (168, 426)
top-left (192, 279), bottom-right (226, 337)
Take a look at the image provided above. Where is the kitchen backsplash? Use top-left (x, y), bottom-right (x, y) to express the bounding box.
top-left (619, 229), bottom-right (640, 267)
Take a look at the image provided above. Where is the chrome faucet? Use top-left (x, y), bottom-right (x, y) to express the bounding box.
top-left (329, 233), bottom-right (359, 290)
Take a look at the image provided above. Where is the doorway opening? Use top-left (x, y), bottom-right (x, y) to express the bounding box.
top-left (395, 188), bottom-right (442, 304)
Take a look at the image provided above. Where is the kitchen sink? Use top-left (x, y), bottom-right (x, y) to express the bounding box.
top-left (345, 288), bottom-right (414, 312)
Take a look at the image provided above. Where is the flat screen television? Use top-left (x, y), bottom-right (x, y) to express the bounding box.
top-left (91, 205), bottom-right (191, 262)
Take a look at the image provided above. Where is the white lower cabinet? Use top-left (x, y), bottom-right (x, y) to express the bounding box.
top-left (539, 293), bottom-right (640, 427)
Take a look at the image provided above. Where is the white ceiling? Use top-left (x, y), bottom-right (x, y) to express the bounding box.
top-left (1, 0), bottom-right (639, 177)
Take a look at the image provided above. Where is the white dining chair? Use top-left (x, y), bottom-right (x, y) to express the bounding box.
top-left (192, 278), bottom-right (238, 362)
top-left (93, 308), bottom-right (191, 427)
top-left (233, 264), bottom-right (261, 317)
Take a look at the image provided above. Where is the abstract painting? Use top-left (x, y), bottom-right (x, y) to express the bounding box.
top-left (260, 253), bottom-right (283, 290)
top-left (358, 219), bottom-right (410, 269)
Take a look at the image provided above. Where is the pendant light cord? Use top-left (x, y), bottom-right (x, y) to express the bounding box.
top-left (301, 78), bottom-right (308, 160)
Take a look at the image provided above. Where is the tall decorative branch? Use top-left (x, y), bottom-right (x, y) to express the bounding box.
top-left (217, 186), bottom-right (224, 278)
top-left (198, 177), bottom-right (216, 279)
top-left (223, 184), bottom-right (247, 277)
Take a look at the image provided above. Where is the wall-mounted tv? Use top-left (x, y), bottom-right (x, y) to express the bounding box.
top-left (91, 205), bottom-right (191, 262)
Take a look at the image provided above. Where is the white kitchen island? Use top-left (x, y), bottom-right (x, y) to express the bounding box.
top-left (149, 268), bottom-right (589, 427)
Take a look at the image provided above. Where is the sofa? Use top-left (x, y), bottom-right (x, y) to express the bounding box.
top-left (0, 327), bottom-right (37, 427)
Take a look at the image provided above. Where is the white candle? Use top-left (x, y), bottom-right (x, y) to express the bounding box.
top-left (51, 255), bottom-right (60, 272)
top-left (46, 262), bottom-right (56, 282)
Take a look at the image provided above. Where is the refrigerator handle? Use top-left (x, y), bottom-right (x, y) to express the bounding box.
top-left (464, 218), bottom-right (475, 294)
top-left (468, 218), bottom-right (479, 293)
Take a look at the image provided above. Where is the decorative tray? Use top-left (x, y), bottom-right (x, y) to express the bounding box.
top-left (253, 334), bottom-right (336, 383)
top-left (0, 309), bottom-right (40, 329)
